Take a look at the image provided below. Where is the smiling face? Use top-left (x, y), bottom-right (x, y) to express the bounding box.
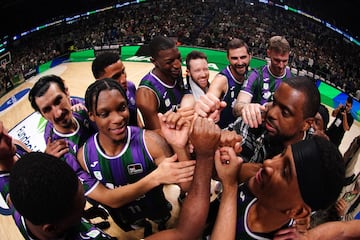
top-left (227, 46), bottom-right (251, 79)
top-left (34, 83), bottom-right (73, 133)
top-left (187, 58), bottom-right (209, 91)
top-left (152, 47), bottom-right (182, 83)
top-left (89, 89), bottom-right (129, 144)
top-left (265, 83), bottom-right (309, 146)
top-left (249, 145), bottom-right (303, 211)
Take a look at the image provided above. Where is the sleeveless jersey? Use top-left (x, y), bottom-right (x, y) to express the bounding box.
top-left (138, 71), bottom-right (184, 113)
top-left (218, 66), bottom-right (245, 129)
top-left (242, 65), bottom-right (293, 105)
top-left (44, 110), bottom-right (95, 155)
top-left (43, 111), bottom-right (98, 194)
top-left (126, 80), bottom-right (139, 127)
top-left (232, 183), bottom-right (293, 239)
top-left (82, 126), bottom-right (171, 226)
top-left (13, 211), bottom-right (113, 240)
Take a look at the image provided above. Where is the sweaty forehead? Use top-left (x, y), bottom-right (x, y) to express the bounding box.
top-left (275, 84), bottom-right (305, 109)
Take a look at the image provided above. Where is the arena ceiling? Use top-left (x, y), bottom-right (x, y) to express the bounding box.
top-left (0, 0), bottom-right (358, 41)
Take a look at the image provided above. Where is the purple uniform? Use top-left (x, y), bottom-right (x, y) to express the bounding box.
top-left (214, 183), bottom-right (294, 240)
top-left (241, 65), bottom-right (293, 105)
top-left (44, 110), bottom-right (99, 194)
top-left (138, 71), bottom-right (185, 113)
top-left (81, 126), bottom-right (171, 231)
top-left (217, 66), bottom-right (245, 129)
top-left (126, 80), bottom-right (139, 126)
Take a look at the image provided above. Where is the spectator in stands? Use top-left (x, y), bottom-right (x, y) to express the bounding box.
top-left (91, 51), bottom-right (142, 127)
top-left (136, 35), bottom-right (186, 131)
top-left (326, 96), bottom-right (354, 148)
top-left (194, 38), bottom-right (252, 129)
top-left (234, 35), bottom-right (293, 128)
top-left (309, 103), bottom-right (330, 140)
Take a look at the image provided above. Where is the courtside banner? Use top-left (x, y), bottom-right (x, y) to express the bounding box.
top-left (9, 111), bottom-right (47, 152)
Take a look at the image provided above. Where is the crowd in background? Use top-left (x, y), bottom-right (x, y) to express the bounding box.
top-left (1, 0), bottom-right (360, 99)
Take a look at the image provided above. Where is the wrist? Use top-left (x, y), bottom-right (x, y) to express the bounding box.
top-left (148, 169), bottom-right (161, 186)
top-left (234, 101), bottom-right (247, 112)
top-left (195, 152), bottom-right (215, 160)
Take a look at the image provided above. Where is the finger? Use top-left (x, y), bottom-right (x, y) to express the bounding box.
top-left (214, 149), bottom-right (221, 166)
top-left (176, 176), bottom-right (194, 183)
top-left (174, 160), bottom-right (196, 168)
top-left (57, 147), bottom-right (69, 157)
top-left (164, 154), bottom-right (178, 163)
top-left (157, 112), bottom-right (167, 123)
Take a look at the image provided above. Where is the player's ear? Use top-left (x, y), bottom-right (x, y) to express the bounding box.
top-left (303, 117), bottom-right (315, 132)
top-left (43, 223), bottom-right (57, 233)
top-left (88, 111), bottom-right (96, 122)
top-left (285, 204), bottom-right (311, 219)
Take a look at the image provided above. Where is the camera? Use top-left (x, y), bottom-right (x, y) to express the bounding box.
top-left (340, 106), bottom-right (346, 112)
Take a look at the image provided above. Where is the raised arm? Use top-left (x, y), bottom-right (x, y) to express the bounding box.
top-left (77, 145), bottom-right (195, 208)
top-left (146, 116), bottom-right (221, 240)
top-left (233, 91), bottom-right (267, 128)
top-left (211, 146), bottom-right (243, 240)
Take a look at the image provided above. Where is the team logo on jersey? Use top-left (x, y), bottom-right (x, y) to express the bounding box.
top-left (127, 163), bottom-right (144, 175)
top-left (263, 82), bottom-right (269, 90)
top-left (165, 98), bottom-right (171, 107)
top-left (86, 229), bottom-right (101, 238)
top-left (94, 171), bottom-right (103, 180)
top-left (263, 91), bottom-right (272, 100)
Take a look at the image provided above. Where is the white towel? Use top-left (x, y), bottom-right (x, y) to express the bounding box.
top-left (188, 77), bottom-right (208, 101)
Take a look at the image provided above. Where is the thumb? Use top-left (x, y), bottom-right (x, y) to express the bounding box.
top-left (157, 112), bottom-right (164, 121)
top-left (164, 153), bottom-right (178, 163)
top-left (220, 101), bottom-right (227, 109)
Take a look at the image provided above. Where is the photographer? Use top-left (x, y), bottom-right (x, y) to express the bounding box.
top-left (326, 96), bottom-right (354, 147)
